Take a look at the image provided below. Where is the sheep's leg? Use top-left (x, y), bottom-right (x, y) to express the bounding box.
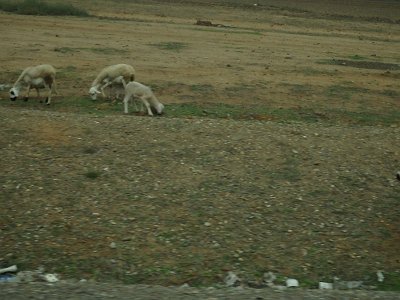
top-left (46, 86), bottom-right (51, 105)
top-left (123, 94), bottom-right (131, 114)
top-left (35, 88), bottom-right (40, 98)
top-left (100, 80), bottom-right (112, 98)
top-left (141, 97), bottom-right (153, 116)
top-left (24, 84), bottom-right (31, 101)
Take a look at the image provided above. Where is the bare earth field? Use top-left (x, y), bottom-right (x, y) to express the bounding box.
top-left (0, 0), bottom-right (400, 298)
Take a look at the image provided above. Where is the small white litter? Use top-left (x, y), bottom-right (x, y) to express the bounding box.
top-left (43, 273), bottom-right (59, 283)
top-left (0, 265), bottom-right (18, 274)
top-left (377, 271), bottom-right (385, 282)
top-left (286, 278), bottom-right (299, 287)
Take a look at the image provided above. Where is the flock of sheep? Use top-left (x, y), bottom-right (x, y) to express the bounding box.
top-left (8, 63), bottom-right (164, 116)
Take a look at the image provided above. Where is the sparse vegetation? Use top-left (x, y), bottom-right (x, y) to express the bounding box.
top-left (84, 170), bottom-right (101, 179)
top-left (0, 0), bottom-right (89, 16)
top-left (149, 42), bottom-right (188, 52)
top-left (1, 0), bottom-right (399, 295)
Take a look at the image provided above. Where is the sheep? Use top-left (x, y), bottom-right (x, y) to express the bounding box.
top-left (9, 64), bottom-right (57, 105)
top-left (122, 80), bottom-right (164, 116)
top-left (89, 64), bottom-right (135, 100)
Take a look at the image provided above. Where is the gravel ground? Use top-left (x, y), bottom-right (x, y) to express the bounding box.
top-left (1, 107), bottom-right (399, 295)
top-left (1, 281), bottom-right (400, 300)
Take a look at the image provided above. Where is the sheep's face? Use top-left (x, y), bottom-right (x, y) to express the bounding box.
top-left (89, 87), bottom-right (101, 100)
top-left (151, 103), bottom-right (164, 115)
top-left (156, 103), bottom-right (165, 115)
top-left (9, 87), bottom-right (19, 101)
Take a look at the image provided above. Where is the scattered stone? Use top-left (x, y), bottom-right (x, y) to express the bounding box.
top-left (319, 282), bottom-right (333, 289)
top-left (334, 280), bottom-right (363, 290)
top-left (286, 278), bottom-right (299, 287)
top-left (263, 271), bottom-right (276, 286)
top-left (110, 242), bottom-right (117, 249)
top-left (224, 271), bottom-right (240, 287)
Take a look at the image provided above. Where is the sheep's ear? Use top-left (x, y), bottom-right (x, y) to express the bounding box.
top-left (96, 90), bottom-right (101, 94)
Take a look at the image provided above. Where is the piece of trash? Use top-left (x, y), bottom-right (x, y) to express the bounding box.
top-left (0, 265), bottom-right (18, 274)
top-left (0, 274), bottom-right (17, 282)
top-left (377, 271), bottom-right (384, 282)
top-left (224, 271), bottom-right (240, 287)
top-left (286, 278), bottom-right (299, 287)
top-left (319, 282), bottom-right (333, 289)
top-left (42, 273), bottom-right (59, 283)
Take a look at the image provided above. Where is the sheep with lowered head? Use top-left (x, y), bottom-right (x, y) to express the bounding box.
top-left (9, 64), bottom-right (57, 104)
top-left (89, 64), bottom-right (135, 100)
top-left (122, 81), bottom-right (164, 116)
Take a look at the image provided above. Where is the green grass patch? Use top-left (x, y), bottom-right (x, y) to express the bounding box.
top-left (349, 54), bottom-right (368, 60)
top-left (0, 96), bottom-right (399, 127)
top-left (317, 58), bottom-right (400, 71)
top-left (0, 0), bottom-right (89, 16)
top-left (325, 83), bottom-right (369, 101)
top-left (149, 42), bottom-right (188, 52)
top-left (54, 47), bottom-right (128, 55)
top-left (373, 272), bottom-right (400, 291)
top-left (84, 170), bottom-right (101, 179)
top-left (193, 27), bottom-right (262, 36)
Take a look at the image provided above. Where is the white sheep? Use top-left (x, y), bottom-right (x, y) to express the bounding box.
top-left (9, 64), bottom-right (57, 104)
top-left (89, 64), bottom-right (135, 100)
top-left (122, 81), bottom-right (164, 116)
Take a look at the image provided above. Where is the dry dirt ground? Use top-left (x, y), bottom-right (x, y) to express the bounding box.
top-left (0, 0), bottom-right (400, 298)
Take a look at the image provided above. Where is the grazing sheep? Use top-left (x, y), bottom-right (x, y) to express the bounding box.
top-left (9, 64), bottom-right (57, 104)
top-left (89, 64), bottom-right (135, 100)
top-left (122, 81), bottom-right (164, 116)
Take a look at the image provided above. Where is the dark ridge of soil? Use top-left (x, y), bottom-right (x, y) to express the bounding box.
top-left (325, 59), bottom-right (400, 71)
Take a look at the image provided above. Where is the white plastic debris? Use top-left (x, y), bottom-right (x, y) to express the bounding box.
top-left (0, 265), bottom-right (18, 274)
top-left (377, 271), bottom-right (385, 282)
top-left (224, 271), bottom-right (240, 287)
top-left (286, 278), bottom-right (299, 287)
top-left (319, 282), bottom-right (333, 289)
top-left (43, 273), bottom-right (59, 283)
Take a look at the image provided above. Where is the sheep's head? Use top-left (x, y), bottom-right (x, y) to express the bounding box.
top-left (89, 87), bottom-right (101, 100)
top-left (153, 103), bottom-right (164, 115)
top-left (9, 87), bottom-right (19, 101)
